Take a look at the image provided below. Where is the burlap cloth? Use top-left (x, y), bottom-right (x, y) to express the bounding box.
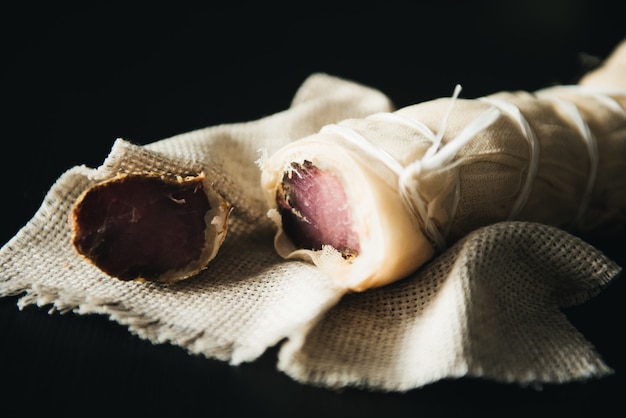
top-left (0, 73), bottom-right (621, 392)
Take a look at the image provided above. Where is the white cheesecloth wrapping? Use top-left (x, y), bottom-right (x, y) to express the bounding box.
top-left (0, 72), bottom-right (621, 392)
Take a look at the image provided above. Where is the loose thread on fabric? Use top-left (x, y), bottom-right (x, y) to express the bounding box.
top-left (423, 84), bottom-right (464, 160)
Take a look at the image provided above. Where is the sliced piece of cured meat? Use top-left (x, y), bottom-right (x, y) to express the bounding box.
top-left (72, 173), bottom-right (230, 283)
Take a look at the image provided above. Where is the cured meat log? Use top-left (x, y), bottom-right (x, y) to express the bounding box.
top-left (260, 40), bottom-right (626, 292)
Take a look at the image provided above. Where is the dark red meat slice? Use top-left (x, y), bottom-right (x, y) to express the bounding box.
top-left (72, 174), bottom-right (211, 281)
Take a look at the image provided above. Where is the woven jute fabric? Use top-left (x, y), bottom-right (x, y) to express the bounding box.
top-left (0, 72), bottom-right (621, 392)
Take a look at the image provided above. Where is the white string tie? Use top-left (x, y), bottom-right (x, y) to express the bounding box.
top-left (317, 83), bottom-right (626, 250)
top-left (479, 96), bottom-right (540, 220)
top-left (398, 97), bottom-right (501, 250)
top-left (540, 93), bottom-right (599, 227)
top-left (371, 112), bottom-right (437, 142)
top-left (536, 85), bottom-right (626, 115)
top-left (319, 124), bottom-right (404, 188)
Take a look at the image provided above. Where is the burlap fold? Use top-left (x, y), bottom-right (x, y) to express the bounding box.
top-left (278, 221), bottom-right (619, 391)
top-left (0, 72), bottom-right (621, 391)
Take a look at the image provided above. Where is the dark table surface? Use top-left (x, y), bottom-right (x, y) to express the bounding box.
top-left (2, 2), bottom-right (624, 416)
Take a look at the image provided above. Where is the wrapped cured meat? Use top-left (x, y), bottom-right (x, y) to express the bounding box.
top-left (260, 40), bottom-right (626, 292)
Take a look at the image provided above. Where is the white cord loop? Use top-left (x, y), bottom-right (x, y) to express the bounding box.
top-left (479, 96), bottom-right (540, 220)
top-left (537, 93), bottom-right (599, 227)
top-left (319, 124), bottom-right (404, 190)
top-left (399, 101), bottom-right (501, 250)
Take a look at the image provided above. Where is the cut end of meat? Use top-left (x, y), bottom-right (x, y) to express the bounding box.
top-left (262, 139), bottom-right (438, 292)
top-left (276, 160), bottom-right (360, 259)
top-left (72, 173), bottom-right (230, 283)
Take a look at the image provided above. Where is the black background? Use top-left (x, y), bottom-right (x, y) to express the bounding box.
top-left (1, 1), bottom-right (625, 416)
